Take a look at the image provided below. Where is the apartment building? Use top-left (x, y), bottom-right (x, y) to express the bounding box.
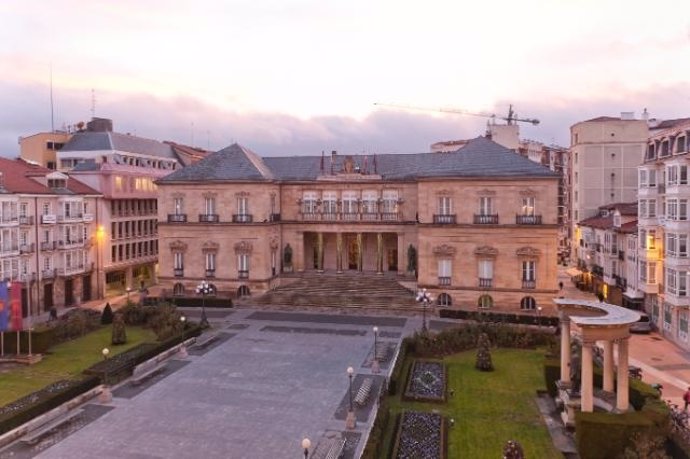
top-left (576, 203), bottom-right (642, 309)
top-left (638, 118), bottom-right (690, 348)
top-left (0, 158), bottom-right (101, 318)
top-left (18, 131), bottom-right (72, 170)
top-left (156, 137), bottom-right (560, 314)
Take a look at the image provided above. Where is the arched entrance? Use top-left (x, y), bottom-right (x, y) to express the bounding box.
top-left (237, 285), bottom-right (251, 297)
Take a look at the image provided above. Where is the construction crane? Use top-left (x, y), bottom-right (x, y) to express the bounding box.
top-left (373, 102), bottom-right (540, 126)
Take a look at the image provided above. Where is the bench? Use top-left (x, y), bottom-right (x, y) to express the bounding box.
top-left (375, 344), bottom-right (388, 362)
top-left (325, 438), bottom-right (346, 459)
top-left (311, 435), bottom-right (346, 459)
top-left (131, 361), bottom-right (167, 386)
top-left (21, 408), bottom-right (84, 445)
top-left (354, 378), bottom-right (373, 406)
top-left (192, 332), bottom-right (218, 350)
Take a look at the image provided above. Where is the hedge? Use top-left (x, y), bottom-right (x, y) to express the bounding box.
top-left (0, 376), bottom-right (100, 435)
top-left (439, 308), bottom-right (559, 327)
top-left (388, 338), bottom-right (413, 396)
top-left (361, 398), bottom-right (391, 459)
top-left (144, 296), bottom-right (233, 308)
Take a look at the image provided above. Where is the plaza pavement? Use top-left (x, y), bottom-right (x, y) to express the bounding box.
top-left (28, 308), bottom-right (422, 459)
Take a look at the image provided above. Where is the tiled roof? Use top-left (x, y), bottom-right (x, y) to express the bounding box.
top-left (598, 202), bottom-right (638, 216)
top-left (578, 215), bottom-right (613, 230)
top-left (652, 118), bottom-right (690, 130)
top-left (616, 221), bottom-right (637, 234)
top-left (159, 137), bottom-right (558, 183)
top-left (164, 142), bottom-right (210, 167)
top-left (0, 158), bottom-right (100, 195)
top-left (61, 131), bottom-right (177, 159)
top-left (584, 116), bottom-right (622, 122)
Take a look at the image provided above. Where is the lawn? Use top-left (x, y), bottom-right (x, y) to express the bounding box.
top-left (384, 348), bottom-right (561, 458)
top-left (0, 326), bottom-right (157, 406)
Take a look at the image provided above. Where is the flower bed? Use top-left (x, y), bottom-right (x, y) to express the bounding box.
top-left (403, 360), bottom-right (446, 402)
top-left (391, 411), bottom-right (444, 459)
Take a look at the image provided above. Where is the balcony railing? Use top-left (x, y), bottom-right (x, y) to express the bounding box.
top-left (18, 215), bottom-right (34, 225)
top-left (41, 214), bottom-right (57, 224)
top-left (199, 214), bottom-right (220, 223)
top-left (57, 213), bottom-right (83, 222)
top-left (205, 269), bottom-right (216, 278)
top-left (515, 214), bottom-right (542, 225)
top-left (59, 264), bottom-right (86, 276)
top-left (173, 268), bottom-right (184, 277)
top-left (438, 276), bottom-right (451, 286)
top-left (83, 213), bottom-right (94, 222)
top-left (168, 214), bottom-right (187, 223)
top-left (232, 214), bottom-right (253, 223)
top-left (0, 245), bottom-right (19, 255)
top-left (478, 278), bottom-right (493, 288)
top-left (58, 239), bottom-right (85, 249)
top-left (42, 269), bottom-right (57, 279)
top-left (238, 270), bottom-right (249, 279)
top-left (522, 279), bottom-right (536, 289)
top-left (433, 214), bottom-right (457, 224)
top-left (298, 211), bottom-right (401, 222)
top-left (40, 241), bottom-right (57, 251)
top-left (474, 214), bottom-right (499, 224)
top-left (0, 215), bottom-right (18, 225)
top-left (361, 212), bottom-right (379, 221)
top-left (269, 213), bottom-right (281, 222)
top-left (19, 243), bottom-right (35, 254)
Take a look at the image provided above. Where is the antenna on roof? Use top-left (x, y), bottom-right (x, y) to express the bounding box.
top-left (91, 89), bottom-right (96, 118)
top-left (49, 63), bottom-right (55, 132)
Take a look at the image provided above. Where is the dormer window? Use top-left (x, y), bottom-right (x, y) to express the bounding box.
top-left (48, 179), bottom-right (66, 188)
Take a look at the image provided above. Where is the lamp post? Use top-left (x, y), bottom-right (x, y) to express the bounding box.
top-left (100, 347), bottom-right (112, 403)
top-left (346, 366), bottom-right (356, 429)
top-left (372, 326), bottom-right (380, 374)
top-left (195, 280), bottom-right (211, 328)
top-left (301, 437), bottom-right (311, 459)
top-left (126, 287), bottom-right (132, 303)
top-left (537, 306), bottom-right (543, 329)
top-left (416, 288), bottom-right (433, 333)
top-left (178, 316), bottom-right (188, 358)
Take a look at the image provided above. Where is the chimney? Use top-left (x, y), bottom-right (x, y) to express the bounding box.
top-left (87, 117), bottom-right (113, 132)
top-left (330, 150), bottom-right (336, 174)
top-left (620, 112), bottom-right (635, 121)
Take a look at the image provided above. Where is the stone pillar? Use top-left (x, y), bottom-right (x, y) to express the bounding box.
top-left (603, 340), bottom-right (614, 392)
top-left (376, 233), bottom-right (384, 274)
top-left (296, 232), bottom-right (304, 272)
top-left (397, 233), bottom-right (405, 275)
top-left (316, 232), bottom-right (324, 272)
top-left (581, 341), bottom-right (594, 413)
top-left (616, 338), bottom-right (630, 412)
top-left (356, 233), bottom-right (363, 271)
top-left (336, 233), bottom-right (343, 274)
top-left (560, 317), bottom-right (571, 383)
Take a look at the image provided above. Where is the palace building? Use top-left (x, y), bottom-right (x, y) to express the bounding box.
top-left (156, 136), bottom-right (560, 313)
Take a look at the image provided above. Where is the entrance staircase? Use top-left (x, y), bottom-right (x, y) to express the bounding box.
top-left (245, 271), bottom-right (422, 312)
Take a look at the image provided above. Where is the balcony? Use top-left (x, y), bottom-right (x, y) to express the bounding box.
top-left (20, 272), bottom-right (36, 283)
top-left (19, 243), bottom-right (35, 254)
top-left (478, 278), bottom-right (493, 288)
top-left (42, 269), bottom-right (56, 280)
top-left (0, 245), bottom-right (19, 255)
top-left (83, 213), bottom-right (94, 222)
top-left (522, 279), bottom-right (536, 289)
top-left (302, 212), bottom-right (320, 221)
top-left (321, 212), bottom-right (338, 221)
top-left (40, 241), bottom-right (57, 251)
top-left (269, 213), bottom-right (281, 222)
top-left (57, 213), bottom-right (83, 222)
top-left (205, 269), bottom-right (216, 278)
top-left (433, 214), bottom-right (457, 224)
top-left (173, 268), bottom-right (184, 277)
top-left (167, 214), bottom-right (187, 223)
top-left (18, 215), bottom-right (34, 225)
top-left (59, 264), bottom-right (86, 276)
top-left (474, 214), bottom-right (499, 225)
top-left (238, 270), bottom-right (249, 279)
top-left (0, 215), bottom-right (18, 226)
top-left (58, 238), bottom-right (85, 249)
top-left (232, 214), bottom-right (253, 223)
top-left (341, 212), bottom-right (359, 221)
top-left (381, 212), bottom-right (400, 221)
top-left (515, 214), bottom-right (542, 225)
top-left (438, 276), bottom-right (451, 286)
top-left (41, 214), bottom-right (57, 224)
top-left (199, 214), bottom-right (220, 223)
top-left (361, 212), bottom-right (379, 222)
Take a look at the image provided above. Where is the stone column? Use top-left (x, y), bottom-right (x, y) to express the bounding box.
top-left (336, 233), bottom-right (343, 274)
top-left (616, 338), bottom-right (630, 412)
top-left (581, 341), bottom-right (594, 413)
top-left (356, 233), bottom-right (363, 271)
top-left (296, 232), bottom-right (304, 272)
top-left (397, 233), bottom-right (405, 275)
top-left (603, 340), bottom-right (614, 392)
top-left (560, 317), bottom-right (571, 383)
top-left (376, 233), bottom-right (384, 274)
top-left (316, 232), bottom-right (324, 272)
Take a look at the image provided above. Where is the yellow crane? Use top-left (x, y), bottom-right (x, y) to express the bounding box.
top-left (373, 102), bottom-right (540, 126)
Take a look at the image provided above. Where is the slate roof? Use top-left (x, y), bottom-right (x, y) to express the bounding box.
top-left (0, 158), bottom-right (100, 195)
top-left (159, 136), bottom-right (558, 183)
top-left (61, 131), bottom-right (177, 159)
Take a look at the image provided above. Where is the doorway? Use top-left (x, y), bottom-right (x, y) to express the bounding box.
top-left (43, 283), bottom-right (53, 311)
top-left (347, 238), bottom-right (358, 270)
top-left (82, 275), bottom-right (92, 301)
top-left (65, 279), bottom-right (74, 306)
top-left (387, 249), bottom-right (398, 271)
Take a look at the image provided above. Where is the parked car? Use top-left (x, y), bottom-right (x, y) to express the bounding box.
top-left (630, 312), bottom-right (652, 334)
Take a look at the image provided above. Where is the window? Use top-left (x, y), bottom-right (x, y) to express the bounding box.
top-left (238, 253), bottom-right (249, 276)
top-left (478, 294), bottom-right (493, 309)
top-left (323, 191), bottom-right (337, 214)
top-left (680, 310), bottom-right (688, 340)
top-left (437, 293), bottom-right (452, 306)
top-left (382, 190), bottom-right (399, 214)
top-left (649, 169), bottom-right (657, 187)
top-left (479, 197), bottom-right (493, 215)
top-left (649, 261), bottom-right (657, 284)
top-left (237, 196), bottom-right (249, 216)
top-left (522, 261), bottom-right (535, 281)
top-left (43, 256), bottom-right (51, 271)
top-left (205, 197), bottom-right (215, 215)
top-left (173, 252), bottom-right (184, 269)
top-left (342, 191), bottom-right (357, 214)
top-left (173, 197), bottom-right (183, 215)
top-left (302, 191), bottom-right (318, 214)
top-left (666, 268), bottom-right (687, 297)
top-left (478, 260), bottom-right (493, 280)
top-left (520, 296), bottom-right (536, 310)
top-left (521, 197), bottom-right (535, 216)
top-left (205, 252), bottom-right (216, 271)
top-left (664, 304), bottom-right (672, 331)
top-left (438, 259), bottom-right (451, 285)
top-left (639, 200), bottom-right (647, 218)
top-left (42, 203), bottom-right (50, 215)
top-left (649, 199), bottom-right (656, 218)
top-left (438, 196), bottom-right (452, 215)
top-left (362, 190), bottom-right (378, 214)
top-left (668, 165), bottom-right (678, 185)
top-left (678, 136), bottom-right (687, 154)
top-left (639, 169), bottom-right (647, 187)
top-left (173, 283), bottom-right (184, 296)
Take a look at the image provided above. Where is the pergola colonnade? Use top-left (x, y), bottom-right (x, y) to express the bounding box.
top-left (554, 298), bottom-right (641, 413)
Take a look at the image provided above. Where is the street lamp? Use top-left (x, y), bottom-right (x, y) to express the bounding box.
top-left (102, 347), bottom-right (110, 360)
top-left (416, 288), bottom-right (433, 332)
top-left (100, 347), bottom-right (112, 403)
top-left (126, 287), bottom-right (132, 302)
top-left (372, 326), bottom-right (380, 374)
top-left (195, 280), bottom-right (211, 328)
top-left (346, 366), bottom-right (356, 429)
top-left (537, 306), bottom-right (543, 328)
top-left (301, 437), bottom-right (311, 459)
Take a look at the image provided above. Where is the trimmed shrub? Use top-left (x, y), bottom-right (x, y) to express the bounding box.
top-left (439, 308), bottom-right (559, 328)
top-left (111, 313), bottom-right (127, 345)
top-left (389, 337), bottom-right (413, 395)
top-left (144, 296), bottom-right (233, 308)
top-left (361, 398), bottom-right (390, 459)
top-left (0, 377), bottom-right (100, 435)
top-left (475, 333), bottom-right (493, 372)
top-left (101, 303), bottom-right (114, 325)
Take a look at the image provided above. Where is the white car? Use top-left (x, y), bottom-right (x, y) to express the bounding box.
top-left (630, 313), bottom-right (652, 334)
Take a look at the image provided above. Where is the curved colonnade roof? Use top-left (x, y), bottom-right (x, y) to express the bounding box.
top-left (554, 298), bottom-right (641, 328)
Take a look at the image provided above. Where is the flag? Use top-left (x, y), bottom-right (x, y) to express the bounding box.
top-left (10, 282), bottom-right (21, 331)
top-left (0, 283), bottom-right (8, 332)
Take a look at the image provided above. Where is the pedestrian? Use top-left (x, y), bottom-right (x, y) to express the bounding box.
top-left (684, 387), bottom-right (690, 410)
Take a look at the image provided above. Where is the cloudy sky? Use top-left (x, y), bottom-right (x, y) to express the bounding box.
top-left (1, 0), bottom-right (689, 156)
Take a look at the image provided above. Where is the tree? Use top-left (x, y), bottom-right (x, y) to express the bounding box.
top-left (475, 332), bottom-right (494, 371)
top-left (101, 302), bottom-right (114, 325)
top-left (619, 431), bottom-right (670, 459)
top-left (503, 440), bottom-right (524, 459)
top-left (111, 313), bottom-right (127, 345)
